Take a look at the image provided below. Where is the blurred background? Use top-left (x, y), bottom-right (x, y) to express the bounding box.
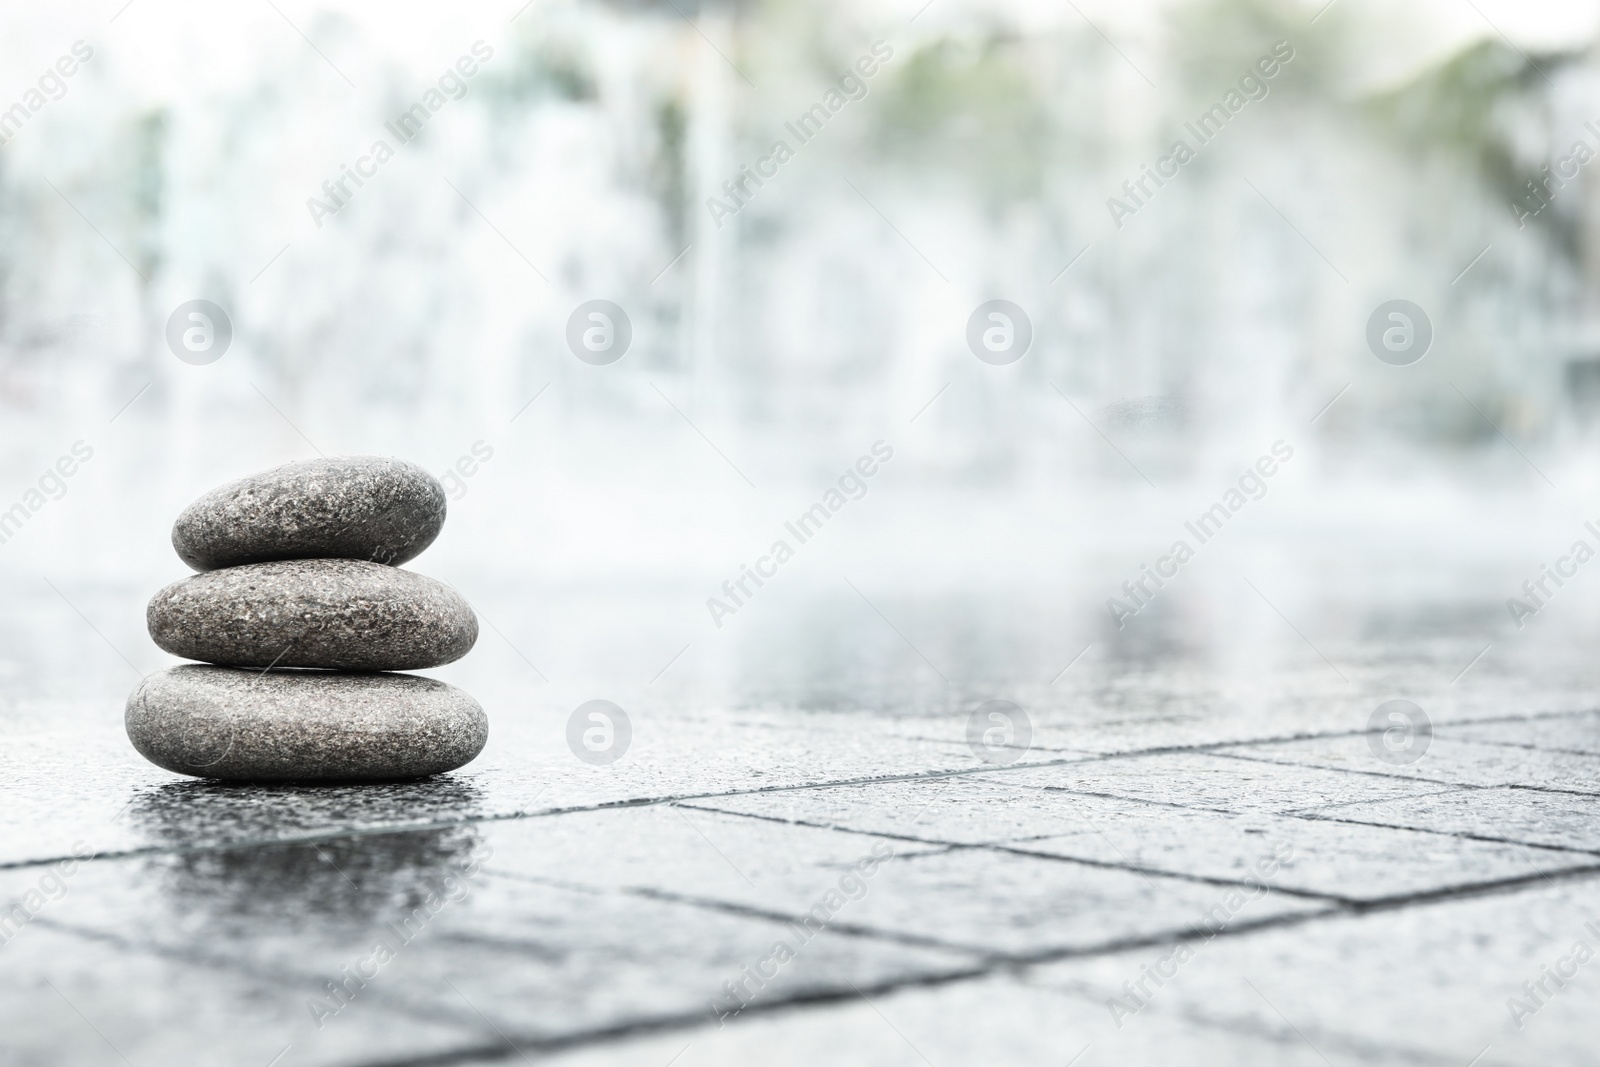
top-left (7, 0), bottom-right (1600, 725)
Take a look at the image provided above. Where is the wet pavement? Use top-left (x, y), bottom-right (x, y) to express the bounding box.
top-left (3, 564), bottom-right (1600, 1066)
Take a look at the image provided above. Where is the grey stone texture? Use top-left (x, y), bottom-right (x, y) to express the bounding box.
top-left (171, 456), bottom-right (447, 571)
top-left (124, 665), bottom-right (487, 782)
top-left (11, 571), bottom-right (1600, 1066)
top-left (688, 777), bottom-right (1587, 902)
top-left (147, 558), bottom-right (478, 670)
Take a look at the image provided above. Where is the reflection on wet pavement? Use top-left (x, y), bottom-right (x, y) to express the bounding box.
top-left (4, 566), bottom-right (1600, 1066)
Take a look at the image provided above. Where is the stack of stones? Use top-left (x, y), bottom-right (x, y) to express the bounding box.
top-left (125, 456), bottom-right (487, 783)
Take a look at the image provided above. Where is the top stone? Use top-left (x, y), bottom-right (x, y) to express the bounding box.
top-left (172, 456), bottom-right (447, 572)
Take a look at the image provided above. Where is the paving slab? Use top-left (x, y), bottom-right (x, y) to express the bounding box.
top-left (687, 777), bottom-right (1589, 903)
top-left (7, 568), bottom-right (1600, 1066)
top-left (1000, 800), bottom-right (1589, 903)
top-left (477, 806), bottom-right (1326, 959)
top-left (972, 751), bottom-right (1467, 814)
top-left (405, 874), bottom-right (979, 1042)
top-left (0, 709), bottom-right (1049, 869)
top-left (1214, 735), bottom-right (1600, 795)
top-left (0, 923), bottom-right (491, 1067)
top-left (1441, 711), bottom-right (1600, 756)
top-left (0, 827), bottom-right (976, 1056)
top-left (512, 969), bottom-right (1398, 1067)
top-left (803, 846), bottom-right (1327, 957)
top-left (872, 674), bottom-right (1600, 762)
top-left (477, 803), bottom-right (950, 904)
top-left (680, 773), bottom-right (1114, 846)
top-left (1310, 786), bottom-right (1600, 854)
top-left (1029, 877), bottom-right (1600, 1067)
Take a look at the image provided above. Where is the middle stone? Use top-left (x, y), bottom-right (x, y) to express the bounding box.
top-left (148, 559), bottom-right (479, 671)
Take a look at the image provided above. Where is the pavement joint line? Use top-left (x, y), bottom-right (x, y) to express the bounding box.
top-left (1333, 860), bottom-right (1600, 914)
top-left (683, 778), bottom-right (1600, 869)
top-left (674, 799), bottom-right (1353, 903)
top-left (28, 918), bottom-right (984, 1067)
top-left (29, 913), bottom-right (555, 1038)
top-left (992, 840), bottom-right (1348, 903)
top-left (1019, 758), bottom-right (1598, 811)
top-left (249, 893), bottom-right (1422, 1067)
top-left (11, 707), bottom-right (1599, 872)
top-left (674, 800), bottom-right (1600, 909)
top-left (472, 870), bottom-right (986, 957)
top-left (255, 907), bottom-right (1380, 1067)
top-left (323, 960), bottom-right (1004, 1067)
top-left (1202, 748), bottom-right (1491, 789)
top-left (943, 704), bottom-right (1600, 769)
top-left (1211, 748), bottom-right (1600, 799)
top-left (730, 857), bottom-right (1600, 1021)
top-left (1041, 973), bottom-right (1478, 1067)
top-left (1503, 780), bottom-right (1600, 797)
top-left (1430, 736), bottom-right (1600, 759)
top-left (8, 750), bottom-right (1583, 876)
top-left (1289, 783), bottom-right (1482, 814)
top-left (1003, 780), bottom-right (1600, 860)
top-left (1291, 808), bottom-right (1600, 859)
top-left (974, 773), bottom-right (1496, 811)
top-left (30, 855), bottom-right (1600, 1067)
top-left (0, 760), bottom-right (1089, 872)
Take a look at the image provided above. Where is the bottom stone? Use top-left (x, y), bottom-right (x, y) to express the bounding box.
top-left (126, 665), bottom-right (488, 782)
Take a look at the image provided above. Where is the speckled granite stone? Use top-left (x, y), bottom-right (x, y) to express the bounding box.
top-left (172, 456), bottom-right (447, 571)
top-left (148, 559), bottom-right (478, 670)
top-left (125, 665), bottom-right (487, 781)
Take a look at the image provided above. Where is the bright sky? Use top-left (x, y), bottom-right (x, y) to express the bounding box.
top-left (3, 0), bottom-right (1600, 106)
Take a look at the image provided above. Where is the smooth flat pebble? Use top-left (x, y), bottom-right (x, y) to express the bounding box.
top-left (125, 665), bottom-right (488, 781)
top-left (148, 559), bottom-right (478, 671)
top-left (172, 456), bottom-right (447, 571)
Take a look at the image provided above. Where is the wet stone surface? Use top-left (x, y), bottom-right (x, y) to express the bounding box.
top-left (124, 665), bottom-right (488, 782)
top-left (9, 575), bottom-right (1600, 1066)
top-left (147, 559), bottom-right (478, 671)
top-left (171, 456), bottom-right (447, 571)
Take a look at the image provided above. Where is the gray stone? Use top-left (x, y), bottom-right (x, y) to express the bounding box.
top-left (125, 665), bottom-right (487, 782)
top-left (147, 558), bottom-right (478, 670)
top-left (172, 456), bottom-right (447, 571)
